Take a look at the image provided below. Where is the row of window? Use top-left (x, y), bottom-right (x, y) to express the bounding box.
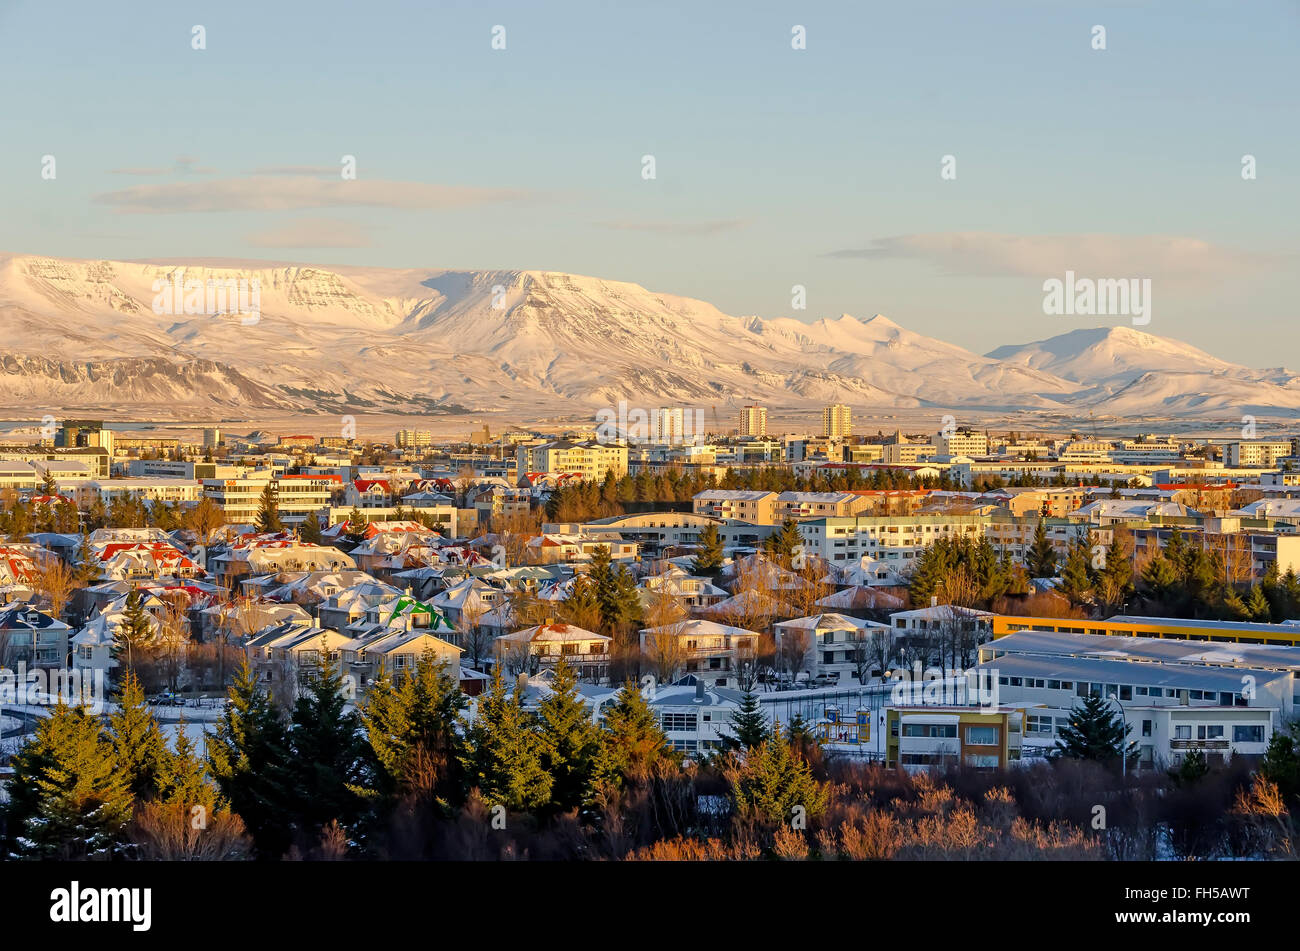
top-left (896, 724), bottom-right (1000, 746)
top-left (1001, 676), bottom-right (1245, 706)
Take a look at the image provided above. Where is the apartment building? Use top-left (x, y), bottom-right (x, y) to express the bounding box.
top-left (515, 440), bottom-right (629, 481)
top-left (773, 491), bottom-right (870, 521)
top-left (934, 429), bottom-right (988, 457)
top-left (274, 474), bottom-right (341, 525)
top-left (692, 489), bottom-right (778, 524)
top-left (773, 612), bottom-right (890, 683)
top-left (882, 442), bottom-right (938, 465)
top-left (822, 404), bottom-right (851, 439)
top-left (1225, 440), bottom-right (1292, 468)
top-left (202, 472), bottom-right (274, 524)
top-left (739, 405), bottom-right (768, 437)
top-left (649, 679), bottom-right (742, 755)
top-left (992, 613), bottom-right (1300, 649)
top-left (494, 623), bottom-right (612, 683)
top-left (74, 478), bottom-right (205, 507)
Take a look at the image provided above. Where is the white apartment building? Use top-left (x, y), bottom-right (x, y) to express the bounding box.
top-left (883, 443), bottom-right (938, 465)
top-left (1225, 440), bottom-right (1292, 468)
top-left (515, 440), bottom-right (629, 480)
top-left (692, 489), bottom-right (778, 524)
top-left (934, 429), bottom-right (988, 457)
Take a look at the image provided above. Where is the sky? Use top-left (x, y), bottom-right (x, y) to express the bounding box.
top-left (0, 0), bottom-right (1295, 364)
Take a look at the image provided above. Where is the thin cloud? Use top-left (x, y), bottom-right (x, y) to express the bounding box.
top-left (251, 165), bottom-right (339, 176)
top-left (825, 232), bottom-right (1270, 279)
top-left (109, 156), bottom-right (216, 176)
top-left (94, 176), bottom-right (529, 214)
top-left (245, 217), bottom-right (372, 249)
top-left (598, 219), bottom-right (749, 236)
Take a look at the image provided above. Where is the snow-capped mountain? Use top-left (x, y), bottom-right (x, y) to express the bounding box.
top-left (0, 252), bottom-right (1294, 420)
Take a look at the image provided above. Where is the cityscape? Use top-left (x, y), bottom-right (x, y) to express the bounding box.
top-left (0, 0), bottom-right (1293, 934)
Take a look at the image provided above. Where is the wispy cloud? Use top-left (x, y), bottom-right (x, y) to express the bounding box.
top-left (825, 232), bottom-right (1272, 278)
top-left (250, 165), bottom-right (340, 177)
top-left (109, 156), bottom-right (216, 176)
top-left (94, 176), bottom-right (529, 214)
top-left (597, 219), bottom-right (749, 237)
top-left (244, 217), bottom-right (372, 249)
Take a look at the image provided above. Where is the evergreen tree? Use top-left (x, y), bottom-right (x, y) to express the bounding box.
top-left (1140, 550), bottom-right (1179, 603)
top-left (114, 588), bottom-right (155, 677)
top-left (1170, 748), bottom-right (1210, 787)
top-left (206, 660), bottom-right (293, 858)
top-left (297, 514), bottom-right (323, 544)
top-left (721, 689), bottom-right (769, 751)
top-left (255, 483), bottom-right (283, 534)
top-left (461, 670), bottom-right (553, 811)
top-left (1246, 585), bottom-right (1272, 622)
top-left (765, 518), bottom-right (804, 567)
top-left (536, 658), bottom-right (601, 813)
top-left (1028, 518), bottom-right (1057, 578)
top-left (2, 703), bottom-right (133, 859)
top-left (156, 719), bottom-right (221, 810)
top-left (288, 647), bottom-right (366, 842)
top-left (730, 723), bottom-right (829, 825)
top-left (108, 671), bottom-right (167, 800)
top-left (359, 649), bottom-right (466, 801)
top-left (1058, 537), bottom-right (1093, 605)
top-left (1053, 694), bottom-right (1136, 766)
top-left (592, 681), bottom-right (678, 789)
top-left (1259, 723), bottom-right (1300, 803)
top-left (692, 523), bottom-right (725, 579)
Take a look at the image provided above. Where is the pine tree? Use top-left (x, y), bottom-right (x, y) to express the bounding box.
top-left (108, 671), bottom-right (167, 800)
top-left (730, 723), bottom-right (829, 825)
top-left (114, 588), bottom-right (155, 678)
top-left (255, 483), bottom-right (283, 534)
top-left (721, 689), bottom-right (769, 751)
top-left (206, 659), bottom-right (293, 858)
top-left (1140, 550), bottom-right (1178, 603)
top-left (1259, 724), bottom-right (1300, 802)
top-left (461, 669), bottom-right (553, 811)
top-left (344, 507), bottom-right (368, 544)
top-left (296, 514), bottom-right (323, 544)
top-left (1058, 537), bottom-right (1093, 605)
top-left (1053, 694), bottom-right (1136, 766)
top-left (1170, 748), bottom-right (1210, 787)
top-left (692, 523), bottom-right (725, 579)
top-left (1246, 585), bottom-right (1272, 622)
top-left (2, 703), bottom-right (133, 859)
top-left (592, 681), bottom-right (678, 789)
top-left (156, 720), bottom-right (221, 810)
top-left (359, 648), bottom-right (467, 800)
top-left (1028, 518), bottom-right (1056, 577)
top-left (536, 658), bottom-right (601, 813)
top-left (288, 647), bottom-right (365, 842)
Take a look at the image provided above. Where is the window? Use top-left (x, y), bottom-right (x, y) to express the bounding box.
top-left (1197, 725), bottom-right (1225, 740)
top-left (1233, 725), bottom-right (1265, 744)
top-left (965, 726), bottom-right (999, 746)
top-left (1175, 725), bottom-right (1192, 740)
top-left (661, 713), bottom-right (698, 732)
top-left (1142, 719), bottom-right (1152, 737)
top-left (902, 723), bottom-right (957, 738)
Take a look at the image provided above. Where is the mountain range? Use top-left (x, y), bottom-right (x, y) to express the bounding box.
top-left (0, 252), bottom-right (1295, 422)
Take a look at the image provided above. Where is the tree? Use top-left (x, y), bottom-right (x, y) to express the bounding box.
top-left (297, 514), bottom-right (323, 545)
top-left (1171, 748), bottom-right (1210, 787)
top-left (692, 523), bottom-right (725, 579)
top-left (592, 681), bottom-right (678, 790)
top-left (206, 659), bottom-right (293, 858)
top-left (1028, 518), bottom-right (1056, 578)
top-left (288, 645), bottom-right (365, 844)
top-left (344, 507), bottom-right (368, 545)
top-left (108, 671), bottom-right (167, 800)
top-left (359, 648), bottom-right (467, 802)
top-left (31, 557), bottom-right (75, 621)
top-left (727, 723), bottom-right (829, 825)
top-left (255, 483), bottom-right (282, 534)
top-left (114, 589), bottom-right (156, 680)
top-left (3, 703), bottom-right (133, 860)
top-left (461, 669), bottom-right (552, 811)
top-left (1053, 694), bottom-right (1136, 767)
top-left (187, 496), bottom-right (226, 546)
top-left (1058, 536), bottom-right (1094, 605)
top-left (1259, 722), bottom-right (1300, 803)
top-left (721, 689), bottom-right (769, 751)
top-left (535, 658), bottom-right (601, 813)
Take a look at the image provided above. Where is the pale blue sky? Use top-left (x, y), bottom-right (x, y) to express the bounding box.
top-left (1, 0), bottom-right (1295, 363)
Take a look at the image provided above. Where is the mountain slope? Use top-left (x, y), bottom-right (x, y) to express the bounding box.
top-left (0, 252), bottom-right (1293, 420)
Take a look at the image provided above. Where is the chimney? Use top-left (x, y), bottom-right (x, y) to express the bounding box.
top-left (930, 595), bottom-right (938, 608)
top-left (695, 679), bottom-right (705, 702)
top-left (517, 672), bottom-right (529, 691)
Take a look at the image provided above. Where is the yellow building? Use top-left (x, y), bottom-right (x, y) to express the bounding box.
top-left (992, 614), bottom-right (1300, 648)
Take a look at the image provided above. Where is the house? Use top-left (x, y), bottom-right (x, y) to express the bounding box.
top-left (494, 623), bottom-right (611, 683)
top-left (638, 618), bottom-right (761, 689)
top-left (647, 678), bottom-right (743, 755)
top-left (886, 705), bottom-right (1026, 770)
top-left (773, 613), bottom-right (891, 684)
top-left (0, 604), bottom-right (73, 670)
